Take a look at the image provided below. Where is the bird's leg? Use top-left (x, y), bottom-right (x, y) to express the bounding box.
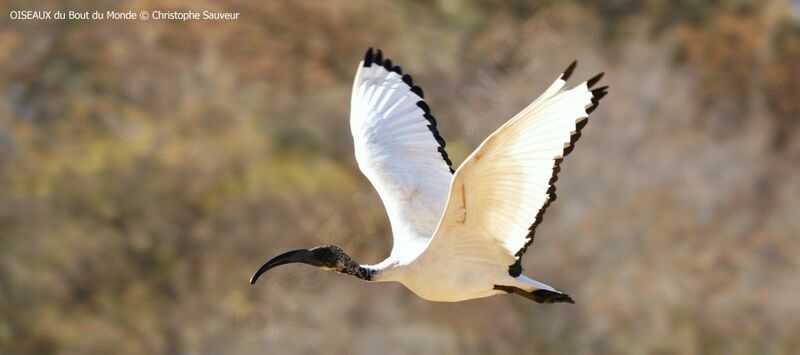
top-left (529, 289), bottom-right (574, 304)
top-left (493, 285), bottom-right (575, 304)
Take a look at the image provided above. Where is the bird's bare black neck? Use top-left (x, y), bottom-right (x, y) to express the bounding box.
top-left (328, 247), bottom-right (376, 281)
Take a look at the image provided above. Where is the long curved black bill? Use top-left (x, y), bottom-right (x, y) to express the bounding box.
top-left (250, 249), bottom-right (313, 285)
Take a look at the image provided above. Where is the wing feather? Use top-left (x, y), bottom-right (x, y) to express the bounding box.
top-left (423, 63), bottom-right (607, 275)
top-left (350, 48), bottom-right (454, 262)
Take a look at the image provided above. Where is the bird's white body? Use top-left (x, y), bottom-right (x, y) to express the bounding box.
top-left (378, 261), bottom-right (509, 302)
top-left (376, 253), bottom-right (547, 302)
top-left (343, 49), bottom-right (606, 302)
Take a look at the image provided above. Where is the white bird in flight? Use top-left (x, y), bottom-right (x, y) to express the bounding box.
top-left (251, 48), bottom-right (607, 304)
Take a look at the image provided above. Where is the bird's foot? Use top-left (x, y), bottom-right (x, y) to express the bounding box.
top-left (529, 289), bottom-right (574, 304)
top-left (494, 285), bottom-right (575, 304)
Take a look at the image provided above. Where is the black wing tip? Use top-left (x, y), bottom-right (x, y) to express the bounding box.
top-left (591, 86), bottom-right (609, 98)
top-left (437, 145), bottom-right (454, 170)
top-left (417, 100), bottom-right (455, 170)
top-left (363, 47), bottom-right (455, 174)
top-left (411, 85), bottom-right (424, 98)
top-left (365, 48), bottom-right (403, 76)
top-left (424, 110), bottom-right (454, 172)
top-left (587, 85), bottom-right (609, 113)
top-left (506, 76), bottom-right (608, 277)
top-left (365, 47), bottom-right (385, 67)
top-left (562, 60), bottom-right (578, 81)
top-left (423, 113), bottom-right (437, 127)
top-left (416, 101), bottom-right (430, 114)
top-left (417, 101), bottom-right (452, 172)
top-left (587, 72), bottom-right (604, 88)
top-left (364, 47), bottom-right (374, 67)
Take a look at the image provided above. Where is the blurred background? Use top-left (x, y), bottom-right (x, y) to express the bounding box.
top-left (1, 0), bottom-right (799, 354)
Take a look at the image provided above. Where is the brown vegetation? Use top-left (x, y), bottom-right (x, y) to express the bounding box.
top-left (1, 1), bottom-right (798, 354)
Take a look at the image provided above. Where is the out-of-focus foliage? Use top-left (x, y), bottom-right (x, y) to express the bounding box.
top-left (1, 0), bottom-right (798, 354)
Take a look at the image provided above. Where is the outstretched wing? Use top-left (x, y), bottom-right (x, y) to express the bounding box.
top-left (424, 62), bottom-right (607, 276)
top-left (350, 48), bottom-right (454, 262)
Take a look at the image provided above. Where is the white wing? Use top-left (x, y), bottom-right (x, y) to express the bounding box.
top-left (350, 48), bottom-right (454, 262)
top-left (423, 63), bottom-right (607, 276)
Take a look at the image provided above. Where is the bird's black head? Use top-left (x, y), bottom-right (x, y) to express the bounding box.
top-left (249, 245), bottom-right (349, 284)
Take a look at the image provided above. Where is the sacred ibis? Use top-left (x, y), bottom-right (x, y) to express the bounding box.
top-left (250, 48), bottom-right (607, 303)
